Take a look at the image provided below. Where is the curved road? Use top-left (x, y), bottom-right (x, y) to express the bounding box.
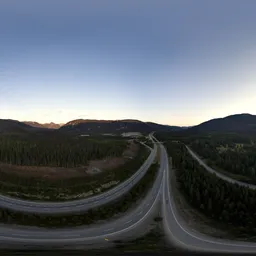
top-left (152, 136), bottom-right (256, 253)
top-left (0, 143), bottom-right (164, 248)
top-left (1, 134), bottom-right (256, 252)
top-left (186, 145), bottom-right (256, 189)
top-left (0, 140), bottom-right (157, 214)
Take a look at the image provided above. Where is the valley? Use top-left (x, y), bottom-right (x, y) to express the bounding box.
top-left (0, 114), bottom-right (256, 252)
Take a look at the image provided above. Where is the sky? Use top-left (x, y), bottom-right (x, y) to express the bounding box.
top-left (1, 0), bottom-right (256, 126)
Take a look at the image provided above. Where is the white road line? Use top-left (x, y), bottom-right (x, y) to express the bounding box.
top-left (0, 141), bottom-right (161, 244)
top-left (0, 144), bottom-right (157, 215)
top-left (125, 220), bottom-right (132, 224)
top-left (164, 148), bottom-right (256, 250)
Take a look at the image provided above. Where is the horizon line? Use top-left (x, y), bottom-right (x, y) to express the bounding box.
top-left (1, 112), bottom-right (255, 128)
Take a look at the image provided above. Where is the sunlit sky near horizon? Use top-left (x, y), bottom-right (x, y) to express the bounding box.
top-left (1, 0), bottom-right (256, 126)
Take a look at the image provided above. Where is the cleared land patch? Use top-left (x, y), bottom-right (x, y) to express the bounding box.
top-left (0, 134), bottom-right (151, 201)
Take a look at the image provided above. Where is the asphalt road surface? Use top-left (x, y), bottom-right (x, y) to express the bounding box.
top-left (186, 145), bottom-right (256, 189)
top-left (0, 143), bottom-right (164, 248)
top-left (0, 141), bottom-right (157, 214)
top-left (1, 134), bottom-right (256, 252)
top-left (154, 137), bottom-right (256, 253)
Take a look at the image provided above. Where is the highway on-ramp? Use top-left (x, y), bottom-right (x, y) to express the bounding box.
top-left (0, 140), bottom-right (157, 215)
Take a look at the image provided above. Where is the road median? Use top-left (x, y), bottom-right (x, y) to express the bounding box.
top-left (0, 152), bottom-right (160, 228)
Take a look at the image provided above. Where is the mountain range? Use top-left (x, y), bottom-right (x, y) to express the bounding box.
top-left (0, 113), bottom-right (256, 135)
top-left (59, 119), bottom-right (184, 134)
top-left (23, 121), bottom-right (63, 129)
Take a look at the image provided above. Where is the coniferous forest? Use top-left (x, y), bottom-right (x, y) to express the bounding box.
top-left (157, 132), bottom-right (256, 238)
top-left (0, 134), bottom-right (128, 167)
top-left (189, 134), bottom-right (256, 183)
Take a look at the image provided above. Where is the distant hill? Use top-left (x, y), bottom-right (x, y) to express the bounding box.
top-left (1, 118), bottom-right (185, 136)
top-left (45, 122), bottom-right (63, 129)
top-left (59, 119), bottom-right (181, 134)
top-left (146, 122), bottom-right (185, 132)
top-left (0, 119), bottom-right (41, 134)
top-left (23, 121), bottom-right (45, 129)
top-left (23, 121), bottom-right (62, 129)
top-left (179, 113), bottom-right (256, 135)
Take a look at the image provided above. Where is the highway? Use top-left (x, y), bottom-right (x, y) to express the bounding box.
top-left (0, 138), bottom-right (164, 248)
top-left (186, 145), bottom-right (256, 189)
top-left (152, 136), bottom-right (256, 253)
top-left (1, 134), bottom-right (256, 252)
top-left (0, 138), bottom-right (157, 214)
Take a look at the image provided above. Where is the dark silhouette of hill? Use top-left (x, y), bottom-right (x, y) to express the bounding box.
top-left (162, 114), bottom-right (256, 137)
top-left (4, 114), bottom-right (255, 137)
top-left (189, 113), bottom-right (256, 134)
top-left (0, 119), bottom-right (44, 134)
top-left (59, 119), bottom-right (182, 134)
top-left (145, 122), bottom-right (184, 132)
top-left (1, 118), bottom-right (183, 136)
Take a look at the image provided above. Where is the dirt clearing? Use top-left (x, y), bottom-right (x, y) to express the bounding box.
top-left (0, 140), bottom-right (139, 180)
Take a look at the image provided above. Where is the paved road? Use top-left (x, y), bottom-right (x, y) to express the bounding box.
top-left (138, 141), bottom-right (153, 151)
top-left (0, 143), bottom-right (164, 248)
top-left (0, 140), bottom-right (157, 214)
top-left (2, 134), bottom-right (256, 252)
top-left (186, 145), bottom-right (256, 189)
top-left (152, 136), bottom-right (256, 253)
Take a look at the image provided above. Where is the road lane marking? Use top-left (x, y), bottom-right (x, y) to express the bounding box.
top-left (3, 154), bottom-right (162, 244)
top-left (163, 150), bottom-right (256, 250)
top-left (125, 220), bottom-right (132, 224)
top-left (0, 143), bottom-right (157, 215)
top-left (4, 179), bottom-right (163, 243)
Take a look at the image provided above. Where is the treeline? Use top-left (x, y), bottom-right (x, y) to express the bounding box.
top-left (0, 162), bottom-right (159, 227)
top-left (167, 140), bottom-right (256, 237)
top-left (0, 134), bottom-right (128, 167)
top-left (0, 144), bottom-right (149, 201)
top-left (189, 134), bottom-right (256, 182)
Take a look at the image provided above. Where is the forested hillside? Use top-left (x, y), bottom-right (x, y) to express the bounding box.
top-left (183, 114), bottom-right (256, 134)
top-left (59, 119), bottom-right (181, 134)
top-left (0, 134), bottom-right (128, 168)
top-left (166, 140), bottom-right (256, 238)
top-left (189, 134), bottom-right (256, 184)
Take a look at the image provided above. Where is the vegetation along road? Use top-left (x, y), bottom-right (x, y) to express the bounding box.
top-left (0, 134), bottom-right (157, 214)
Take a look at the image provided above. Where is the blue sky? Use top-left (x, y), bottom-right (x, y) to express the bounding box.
top-left (1, 0), bottom-right (256, 126)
